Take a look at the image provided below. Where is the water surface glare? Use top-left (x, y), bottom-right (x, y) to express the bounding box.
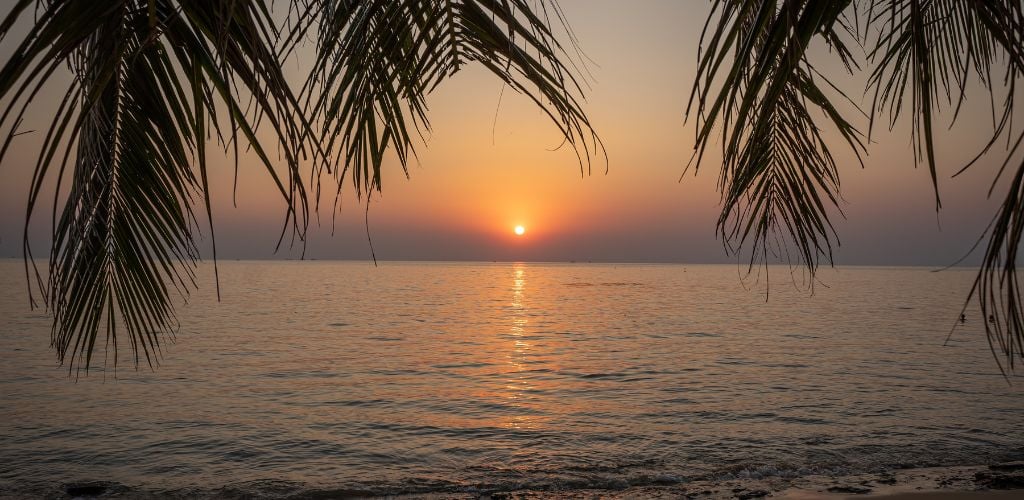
top-left (1, 261), bottom-right (1022, 495)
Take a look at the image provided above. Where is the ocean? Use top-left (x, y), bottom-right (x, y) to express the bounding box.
top-left (1, 260), bottom-right (1022, 497)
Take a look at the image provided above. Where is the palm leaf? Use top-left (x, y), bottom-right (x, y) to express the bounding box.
top-left (865, 0), bottom-right (1024, 371)
top-left (688, 0), bottom-right (864, 277)
top-left (0, 0), bottom-right (599, 372)
top-left (950, 0), bottom-right (1024, 372)
top-left (693, 0), bottom-right (1024, 371)
top-left (301, 0), bottom-right (603, 211)
top-left (865, 0), bottom-right (1008, 209)
top-left (0, 0), bottom-right (309, 372)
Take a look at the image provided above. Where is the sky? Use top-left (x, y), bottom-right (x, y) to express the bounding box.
top-left (0, 1), bottom-right (1017, 265)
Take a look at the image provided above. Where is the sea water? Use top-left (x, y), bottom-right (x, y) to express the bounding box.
top-left (1, 260), bottom-right (1022, 496)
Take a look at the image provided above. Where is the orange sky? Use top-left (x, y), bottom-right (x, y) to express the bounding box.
top-left (0, 1), bottom-right (1015, 264)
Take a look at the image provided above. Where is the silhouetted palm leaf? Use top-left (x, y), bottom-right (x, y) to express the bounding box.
top-left (953, 0), bottom-right (1024, 371)
top-left (299, 0), bottom-right (602, 206)
top-left (693, 0), bottom-right (1024, 370)
top-left (0, 0), bottom-right (599, 372)
top-left (0, 0), bottom-right (311, 372)
top-left (688, 0), bottom-right (864, 276)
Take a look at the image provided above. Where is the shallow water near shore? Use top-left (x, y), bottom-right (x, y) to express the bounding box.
top-left (1, 260), bottom-right (1023, 497)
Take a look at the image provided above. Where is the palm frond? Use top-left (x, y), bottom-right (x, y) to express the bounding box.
top-left (694, 0), bottom-right (1024, 371)
top-left (949, 0), bottom-right (1024, 372)
top-left (0, 0), bottom-right (309, 372)
top-left (970, 130), bottom-right (1024, 373)
top-left (0, 0), bottom-right (599, 372)
top-left (688, 0), bottom-right (864, 276)
top-left (865, 0), bottom-right (1024, 370)
top-left (301, 0), bottom-right (603, 210)
top-left (865, 0), bottom-right (1010, 208)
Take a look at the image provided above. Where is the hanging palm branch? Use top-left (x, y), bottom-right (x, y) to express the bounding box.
top-left (297, 0), bottom-right (602, 207)
top-left (0, 0), bottom-right (599, 372)
top-left (688, 0), bottom-right (864, 277)
top-left (692, 0), bottom-right (1024, 370)
top-left (0, 0), bottom-right (328, 372)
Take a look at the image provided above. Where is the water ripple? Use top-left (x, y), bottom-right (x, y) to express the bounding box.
top-left (1, 261), bottom-right (1023, 495)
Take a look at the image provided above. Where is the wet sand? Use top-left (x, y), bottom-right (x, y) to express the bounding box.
top-left (11, 463), bottom-right (1023, 498)
top-left (869, 492), bottom-right (1023, 499)
top-left (396, 463), bottom-right (1024, 499)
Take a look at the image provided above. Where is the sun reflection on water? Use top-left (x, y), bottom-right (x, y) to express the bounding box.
top-left (2, 262), bottom-right (1023, 493)
top-left (505, 264), bottom-right (536, 430)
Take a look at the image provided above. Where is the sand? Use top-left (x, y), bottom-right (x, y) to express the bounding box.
top-left (869, 492), bottom-right (1023, 499)
top-left (395, 463), bottom-right (1024, 499)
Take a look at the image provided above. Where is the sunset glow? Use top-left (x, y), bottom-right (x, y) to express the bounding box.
top-left (0, 0), bottom-right (1007, 267)
top-left (3, 1), bottom-right (1024, 498)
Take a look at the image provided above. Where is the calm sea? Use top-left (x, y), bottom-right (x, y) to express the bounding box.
top-left (1, 260), bottom-right (1022, 497)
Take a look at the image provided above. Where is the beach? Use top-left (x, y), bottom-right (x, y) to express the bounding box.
top-left (409, 464), bottom-right (1024, 499)
top-left (31, 464), bottom-right (1024, 498)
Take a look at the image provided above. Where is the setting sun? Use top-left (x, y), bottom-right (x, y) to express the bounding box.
top-left (514, 225), bottom-right (526, 236)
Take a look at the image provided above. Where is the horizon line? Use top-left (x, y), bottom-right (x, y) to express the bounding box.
top-left (0, 256), bottom-right (982, 270)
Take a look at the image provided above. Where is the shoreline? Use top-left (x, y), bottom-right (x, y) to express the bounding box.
top-left (7, 463), bottom-right (1024, 499)
top-left (394, 464), bottom-right (1024, 500)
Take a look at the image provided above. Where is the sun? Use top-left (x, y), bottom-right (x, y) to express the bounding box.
top-left (514, 225), bottom-right (526, 236)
